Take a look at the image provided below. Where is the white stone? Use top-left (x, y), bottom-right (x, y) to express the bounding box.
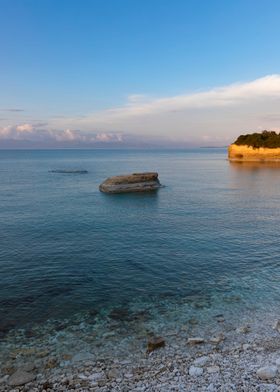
top-left (193, 356), bottom-right (210, 366)
top-left (88, 372), bottom-right (105, 381)
top-left (189, 366), bottom-right (203, 376)
top-left (187, 337), bottom-right (204, 345)
top-left (78, 374), bottom-right (88, 380)
top-left (209, 334), bottom-right (224, 344)
top-left (207, 366), bottom-right (220, 373)
top-left (124, 373), bottom-right (133, 378)
top-left (256, 366), bottom-right (278, 380)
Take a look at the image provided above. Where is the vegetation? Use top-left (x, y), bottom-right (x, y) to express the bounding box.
top-left (234, 131), bottom-right (280, 148)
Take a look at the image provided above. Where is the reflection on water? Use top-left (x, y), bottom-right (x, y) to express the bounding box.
top-left (229, 160), bottom-right (280, 171)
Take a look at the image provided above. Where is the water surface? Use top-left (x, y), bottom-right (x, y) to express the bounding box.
top-left (1, 148), bottom-right (280, 332)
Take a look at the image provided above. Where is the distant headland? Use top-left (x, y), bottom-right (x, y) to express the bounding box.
top-left (228, 131), bottom-right (280, 161)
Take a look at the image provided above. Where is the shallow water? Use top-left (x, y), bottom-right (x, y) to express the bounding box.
top-left (1, 148), bottom-right (280, 336)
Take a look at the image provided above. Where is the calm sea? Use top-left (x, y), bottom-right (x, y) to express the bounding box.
top-left (1, 148), bottom-right (280, 332)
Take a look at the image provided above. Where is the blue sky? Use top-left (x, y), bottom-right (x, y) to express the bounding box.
top-left (1, 0), bottom-right (280, 147)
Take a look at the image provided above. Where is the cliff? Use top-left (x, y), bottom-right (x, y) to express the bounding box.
top-left (228, 144), bottom-right (280, 161)
top-left (99, 172), bottom-right (161, 193)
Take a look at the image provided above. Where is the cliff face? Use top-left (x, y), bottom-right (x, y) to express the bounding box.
top-left (99, 172), bottom-right (161, 193)
top-left (228, 144), bottom-right (280, 161)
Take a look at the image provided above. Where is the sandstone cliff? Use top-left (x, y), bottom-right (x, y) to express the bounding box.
top-left (228, 144), bottom-right (280, 161)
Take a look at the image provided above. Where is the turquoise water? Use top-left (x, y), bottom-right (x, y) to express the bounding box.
top-left (1, 149), bottom-right (280, 336)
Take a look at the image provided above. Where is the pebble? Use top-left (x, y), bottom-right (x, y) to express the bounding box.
top-left (207, 365), bottom-right (220, 373)
top-left (256, 366), bottom-right (278, 380)
top-left (189, 366), bottom-right (204, 376)
top-left (88, 371), bottom-right (105, 381)
top-left (209, 333), bottom-right (224, 344)
top-left (193, 356), bottom-right (210, 366)
top-left (187, 337), bottom-right (204, 345)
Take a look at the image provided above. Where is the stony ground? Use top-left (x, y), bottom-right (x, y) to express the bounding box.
top-left (2, 311), bottom-right (280, 392)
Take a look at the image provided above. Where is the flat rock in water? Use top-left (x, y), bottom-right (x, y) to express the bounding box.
top-left (8, 370), bottom-right (35, 386)
top-left (49, 169), bottom-right (88, 174)
top-left (99, 172), bottom-right (161, 194)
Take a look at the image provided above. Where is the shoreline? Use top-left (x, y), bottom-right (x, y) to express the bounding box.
top-left (2, 297), bottom-right (280, 391)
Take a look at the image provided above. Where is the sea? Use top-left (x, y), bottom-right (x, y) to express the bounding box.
top-left (1, 148), bottom-right (280, 355)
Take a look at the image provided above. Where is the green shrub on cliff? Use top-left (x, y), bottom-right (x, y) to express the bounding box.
top-left (234, 131), bottom-right (280, 148)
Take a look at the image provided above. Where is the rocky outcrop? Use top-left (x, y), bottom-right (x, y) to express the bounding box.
top-left (49, 170), bottom-right (88, 174)
top-left (228, 144), bottom-right (280, 161)
top-left (99, 172), bottom-right (161, 194)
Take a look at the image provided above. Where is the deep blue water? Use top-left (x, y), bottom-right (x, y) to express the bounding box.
top-left (1, 148), bottom-right (280, 330)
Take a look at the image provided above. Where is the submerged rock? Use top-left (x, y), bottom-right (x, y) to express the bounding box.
top-left (99, 172), bottom-right (161, 194)
top-left (72, 352), bottom-right (95, 363)
top-left (8, 369), bottom-right (35, 386)
top-left (49, 169), bottom-right (88, 174)
top-left (147, 336), bottom-right (165, 353)
top-left (109, 307), bottom-right (130, 321)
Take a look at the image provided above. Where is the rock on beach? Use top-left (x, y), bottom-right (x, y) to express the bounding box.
top-left (99, 172), bottom-right (161, 194)
top-left (256, 366), bottom-right (278, 380)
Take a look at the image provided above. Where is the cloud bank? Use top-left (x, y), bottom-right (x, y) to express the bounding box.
top-left (0, 124), bottom-right (125, 148)
top-left (2, 75), bottom-right (280, 147)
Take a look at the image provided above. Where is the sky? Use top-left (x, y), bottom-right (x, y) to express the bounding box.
top-left (1, 0), bottom-right (280, 148)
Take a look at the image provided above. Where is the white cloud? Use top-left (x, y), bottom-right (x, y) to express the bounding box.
top-left (47, 74), bottom-right (280, 145)
top-left (16, 124), bottom-right (33, 132)
top-left (0, 124), bottom-right (124, 144)
top-left (51, 74), bottom-right (280, 123)
top-left (95, 132), bottom-right (123, 142)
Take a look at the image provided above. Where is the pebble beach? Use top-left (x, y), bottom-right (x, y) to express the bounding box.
top-left (2, 294), bottom-right (280, 392)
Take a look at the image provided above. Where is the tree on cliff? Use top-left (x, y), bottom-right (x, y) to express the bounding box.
top-left (234, 130), bottom-right (280, 148)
